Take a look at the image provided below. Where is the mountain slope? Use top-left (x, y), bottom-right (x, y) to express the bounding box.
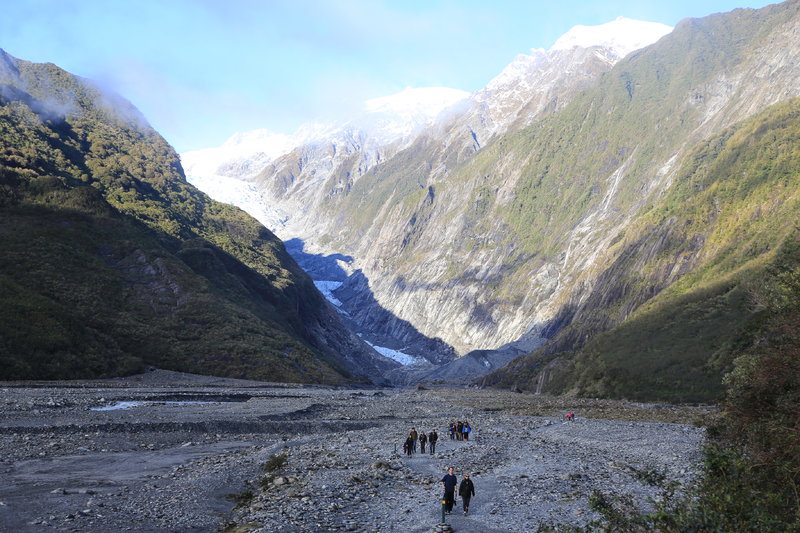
top-left (195, 18), bottom-right (674, 369)
top-left (174, 2), bottom-right (800, 397)
top-left (0, 49), bottom-right (394, 383)
top-left (485, 96), bottom-right (800, 401)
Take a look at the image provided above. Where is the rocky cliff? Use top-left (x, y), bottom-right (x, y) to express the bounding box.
top-left (271, 4), bottom-right (800, 352)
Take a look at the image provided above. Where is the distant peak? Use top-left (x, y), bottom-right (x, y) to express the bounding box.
top-left (550, 17), bottom-right (673, 57)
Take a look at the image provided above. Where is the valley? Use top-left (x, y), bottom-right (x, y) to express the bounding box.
top-left (2, 2), bottom-right (798, 530)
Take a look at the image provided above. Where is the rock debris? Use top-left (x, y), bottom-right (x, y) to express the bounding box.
top-left (0, 370), bottom-right (706, 532)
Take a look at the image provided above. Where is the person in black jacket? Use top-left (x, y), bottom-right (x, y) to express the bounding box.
top-left (429, 429), bottom-right (438, 454)
top-left (459, 472), bottom-right (475, 515)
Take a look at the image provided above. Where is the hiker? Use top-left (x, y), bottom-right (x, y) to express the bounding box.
top-left (410, 427), bottom-right (418, 453)
top-left (449, 422), bottom-right (456, 440)
top-left (456, 421), bottom-right (464, 441)
top-left (429, 429), bottom-right (438, 454)
top-left (405, 434), bottom-right (413, 458)
top-left (440, 466), bottom-right (458, 514)
top-left (566, 412), bottom-right (575, 423)
top-left (462, 421), bottom-right (471, 441)
top-left (459, 472), bottom-right (475, 515)
top-left (419, 431), bottom-right (428, 454)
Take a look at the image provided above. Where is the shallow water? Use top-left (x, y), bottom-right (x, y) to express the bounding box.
top-left (90, 400), bottom-right (219, 411)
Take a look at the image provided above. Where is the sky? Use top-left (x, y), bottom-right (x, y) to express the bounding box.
top-left (0, 0), bottom-right (779, 153)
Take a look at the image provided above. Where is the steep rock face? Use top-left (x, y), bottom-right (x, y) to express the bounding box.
top-left (487, 92), bottom-right (800, 400)
top-left (0, 50), bottom-right (395, 383)
top-left (318, 2), bottom-right (800, 358)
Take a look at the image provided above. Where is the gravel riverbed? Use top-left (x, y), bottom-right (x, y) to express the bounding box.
top-left (0, 370), bottom-right (709, 532)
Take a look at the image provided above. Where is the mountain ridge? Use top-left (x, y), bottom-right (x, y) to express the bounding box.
top-left (180, 17), bottom-right (679, 373)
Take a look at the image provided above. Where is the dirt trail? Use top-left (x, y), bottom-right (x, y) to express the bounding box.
top-left (404, 423), bottom-right (572, 533)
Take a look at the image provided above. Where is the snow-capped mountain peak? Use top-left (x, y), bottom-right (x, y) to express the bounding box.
top-left (473, 17), bottom-right (674, 137)
top-left (181, 88), bottom-right (469, 181)
top-left (550, 17), bottom-right (673, 58)
top-left (483, 49), bottom-right (548, 93)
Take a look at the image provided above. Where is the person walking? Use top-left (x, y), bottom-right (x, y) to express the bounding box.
top-left (410, 427), bottom-right (418, 454)
top-left (440, 467), bottom-right (458, 514)
top-left (459, 472), bottom-right (475, 515)
top-left (419, 431), bottom-right (428, 454)
top-left (462, 421), bottom-right (471, 441)
top-left (405, 434), bottom-right (413, 458)
top-left (429, 429), bottom-right (438, 454)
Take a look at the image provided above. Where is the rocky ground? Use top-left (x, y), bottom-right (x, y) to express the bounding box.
top-left (0, 369), bottom-right (711, 532)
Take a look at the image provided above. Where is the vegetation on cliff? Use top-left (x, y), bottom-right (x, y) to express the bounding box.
top-left (486, 96), bottom-right (800, 402)
top-left (0, 51), bottom-right (354, 383)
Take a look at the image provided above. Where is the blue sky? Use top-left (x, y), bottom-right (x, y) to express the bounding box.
top-left (1, 0), bottom-right (778, 152)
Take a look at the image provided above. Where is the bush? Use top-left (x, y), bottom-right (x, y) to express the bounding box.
top-left (260, 453), bottom-right (288, 473)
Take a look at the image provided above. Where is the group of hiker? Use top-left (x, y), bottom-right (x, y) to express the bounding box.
top-left (403, 427), bottom-right (439, 457)
top-left (449, 420), bottom-right (471, 441)
top-left (400, 424), bottom-right (477, 516)
top-left (402, 420), bottom-right (475, 457)
top-left (400, 412), bottom-right (576, 519)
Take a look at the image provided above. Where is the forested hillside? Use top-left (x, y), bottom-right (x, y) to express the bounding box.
top-left (0, 50), bottom-right (392, 383)
top-left (487, 97), bottom-right (800, 402)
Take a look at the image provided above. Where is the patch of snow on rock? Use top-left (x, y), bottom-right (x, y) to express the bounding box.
top-left (314, 280), bottom-right (344, 307)
top-left (365, 87), bottom-right (469, 121)
top-left (181, 124), bottom-right (335, 180)
top-left (364, 341), bottom-right (419, 366)
top-left (353, 87), bottom-right (470, 144)
top-left (184, 172), bottom-right (288, 231)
